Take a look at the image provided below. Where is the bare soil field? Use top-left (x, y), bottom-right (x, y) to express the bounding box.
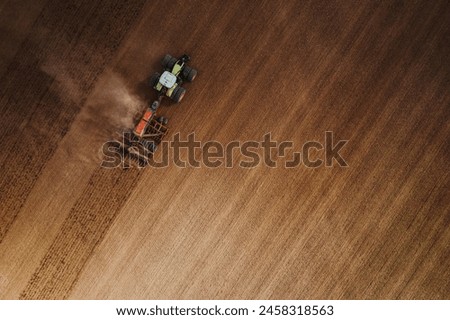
top-left (0, 0), bottom-right (449, 299)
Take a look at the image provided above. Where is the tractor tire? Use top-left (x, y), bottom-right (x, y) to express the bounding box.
top-left (162, 54), bottom-right (177, 70)
top-left (149, 72), bottom-right (160, 87)
top-left (171, 86), bottom-right (186, 103)
top-left (182, 66), bottom-right (197, 82)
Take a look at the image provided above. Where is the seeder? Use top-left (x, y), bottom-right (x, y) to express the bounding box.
top-left (117, 54), bottom-right (197, 165)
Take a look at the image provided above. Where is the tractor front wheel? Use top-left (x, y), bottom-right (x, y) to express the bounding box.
top-left (162, 54), bottom-right (177, 70)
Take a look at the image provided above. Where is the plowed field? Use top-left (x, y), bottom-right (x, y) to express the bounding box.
top-left (0, 0), bottom-right (449, 299)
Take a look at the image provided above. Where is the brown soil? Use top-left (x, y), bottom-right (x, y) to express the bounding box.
top-left (0, 0), bottom-right (449, 299)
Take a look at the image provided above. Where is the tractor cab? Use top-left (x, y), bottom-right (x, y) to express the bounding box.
top-left (159, 71), bottom-right (177, 88)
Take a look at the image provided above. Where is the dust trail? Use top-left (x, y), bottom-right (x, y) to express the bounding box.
top-left (42, 65), bottom-right (145, 165)
top-left (80, 70), bottom-right (143, 137)
top-left (40, 56), bottom-right (84, 106)
top-left (77, 70), bottom-right (144, 164)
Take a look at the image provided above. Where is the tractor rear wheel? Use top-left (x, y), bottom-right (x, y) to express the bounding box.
top-left (171, 86), bottom-right (186, 103)
top-left (182, 66), bottom-right (197, 82)
top-left (149, 72), bottom-right (160, 87)
top-left (162, 54), bottom-right (177, 70)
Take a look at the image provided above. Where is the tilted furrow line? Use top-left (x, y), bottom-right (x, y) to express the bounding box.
top-left (0, 0), bottom-right (147, 244)
top-left (20, 167), bottom-right (142, 299)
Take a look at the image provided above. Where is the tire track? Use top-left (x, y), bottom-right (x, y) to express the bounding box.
top-left (20, 167), bottom-right (142, 299)
top-left (0, 0), bottom-right (146, 243)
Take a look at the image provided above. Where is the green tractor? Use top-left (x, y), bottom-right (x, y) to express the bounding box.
top-left (149, 54), bottom-right (197, 102)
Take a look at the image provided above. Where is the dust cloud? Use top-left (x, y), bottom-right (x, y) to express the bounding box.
top-left (44, 65), bottom-right (145, 165)
top-left (77, 70), bottom-right (144, 164)
top-left (80, 70), bottom-right (143, 138)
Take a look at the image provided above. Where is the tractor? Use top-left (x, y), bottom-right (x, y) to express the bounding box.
top-left (116, 54), bottom-right (197, 165)
top-left (149, 54), bottom-right (197, 102)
